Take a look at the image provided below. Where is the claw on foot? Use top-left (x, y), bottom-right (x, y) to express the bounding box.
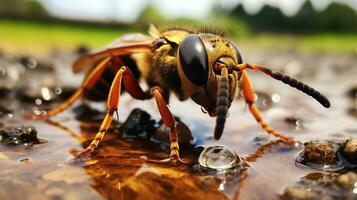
top-left (159, 155), bottom-right (191, 165)
top-left (74, 149), bottom-right (93, 160)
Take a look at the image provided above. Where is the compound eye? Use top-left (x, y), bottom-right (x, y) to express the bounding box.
top-left (178, 35), bottom-right (208, 85)
top-left (230, 42), bottom-right (243, 64)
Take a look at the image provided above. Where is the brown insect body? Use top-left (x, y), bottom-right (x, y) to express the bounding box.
top-left (46, 25), bottom-right (330, 162)
top-left (84, 26), bottom-right (238, 110)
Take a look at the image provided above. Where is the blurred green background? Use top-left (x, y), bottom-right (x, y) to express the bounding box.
top-left (0, 0), bottom-right (356, 54)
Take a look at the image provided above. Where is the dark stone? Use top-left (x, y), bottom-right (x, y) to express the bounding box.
top-left (0, 125), bottom-right (39, 145)
top-left (73, 104), bottom-right (104, 121)
top-left (120, 108), bottom-right (156, 139)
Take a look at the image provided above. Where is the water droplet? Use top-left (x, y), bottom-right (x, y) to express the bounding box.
top-left (54, 87), bottom-right (62, 95)
top-left (198, 145), bottom-right (240, 170)
top-left (25, 57), bottom-right (37, 69)
top-left (255, 92), bottom-right (273, 111)
top-left (35, 98), bottom-right (42, 105)
top-left (32, 107), bottom-right (42, 116)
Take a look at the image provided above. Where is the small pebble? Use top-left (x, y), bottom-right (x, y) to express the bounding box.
top-left (342, 138), bottom-right (357, 164)
top-left (281, 186), bottom-right (332, 200)
top-left (337, 172), bottom-right (357, 190)
top-left (302, 141), bottom-right (339, 165)
top-left (120, 108), bottom-right (156, 139)
top-left (282, 171), bottom-right (357, 200)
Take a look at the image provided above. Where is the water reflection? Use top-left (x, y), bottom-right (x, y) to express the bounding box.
top-left (46, 117), bottom-right (229, 199)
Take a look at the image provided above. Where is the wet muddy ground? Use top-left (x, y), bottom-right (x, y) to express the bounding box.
top-left (0, 49), bottom-right (356, 200)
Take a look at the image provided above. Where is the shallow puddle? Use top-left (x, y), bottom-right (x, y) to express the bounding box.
top-left (0, 51), bottom-right (356, 199)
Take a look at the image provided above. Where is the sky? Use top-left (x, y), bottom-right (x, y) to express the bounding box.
top-left (38, 0), bottom-right (357, 23)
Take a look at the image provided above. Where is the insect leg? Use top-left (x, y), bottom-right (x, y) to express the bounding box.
top-left (47, 57), bottom-right (111, 117)
top-left (76, 66), bottom-right (124, 159)
top-left (151, 86), bottom-right (184, 163)
top-left (121, 67), bottom-right (151, 99)
top-left (75, 66), bottom-right (150, 159)
top-left (241, 71), bottom-right (295, 144)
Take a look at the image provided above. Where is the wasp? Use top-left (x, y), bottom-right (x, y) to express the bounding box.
top-left (45, 25), bottom-right (330, 162)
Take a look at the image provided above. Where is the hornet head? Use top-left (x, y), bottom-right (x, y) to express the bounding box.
top-left (177, 34), bottom-right (243, 139)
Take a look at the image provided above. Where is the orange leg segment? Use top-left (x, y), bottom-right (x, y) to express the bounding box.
top-left (241, 71), bottom-right (295, 144)
top-left (47, 57), bottom-right (111, 117)
top-left (76, 66), bottom-right (148, 159)
top-left (151, 86), bottom-right (183, 162)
